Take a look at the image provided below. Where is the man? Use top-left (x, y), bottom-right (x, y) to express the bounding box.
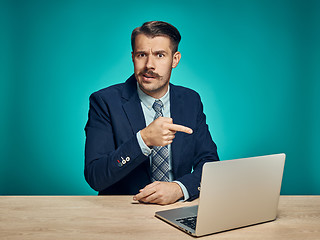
top-left (84, 21), bottom-right (219, 205)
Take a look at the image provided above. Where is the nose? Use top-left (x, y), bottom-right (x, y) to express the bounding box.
top-left (146, 56), bottom-right (155, 69)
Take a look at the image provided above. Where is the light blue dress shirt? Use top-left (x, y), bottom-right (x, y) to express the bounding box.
top-left (136, 83), bottom-right (189, 201)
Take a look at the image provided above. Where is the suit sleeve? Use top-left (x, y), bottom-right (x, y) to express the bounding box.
top-left (84, 92), bottom-right (148, 192)
top-left (175, 94), bottom-right (219, 201)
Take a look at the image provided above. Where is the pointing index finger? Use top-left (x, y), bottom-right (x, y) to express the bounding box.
top-left (168, 124), bottom-right (193, 134)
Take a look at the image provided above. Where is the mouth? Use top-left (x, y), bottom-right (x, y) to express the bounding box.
top-left (140, 71), bottom-right (160, 82)
top-left (143, 73), bottom-right (155, 78)
top-left (143, 75), bottom-right (157, 82)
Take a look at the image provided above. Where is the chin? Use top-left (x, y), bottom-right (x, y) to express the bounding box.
top-left (138, 79), bottom-right (158, 90)
top-left (140, 84), bottom-right (158, 93)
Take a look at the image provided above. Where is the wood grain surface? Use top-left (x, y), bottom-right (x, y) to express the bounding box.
top-left (0, 196), bottom-right (319, 240)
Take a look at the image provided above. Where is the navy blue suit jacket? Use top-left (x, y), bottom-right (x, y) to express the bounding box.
top-left (84, 74), bottom-right (219, 200)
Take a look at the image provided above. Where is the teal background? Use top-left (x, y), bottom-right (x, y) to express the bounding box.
top-left (1, 0), bottom-right (319, 195)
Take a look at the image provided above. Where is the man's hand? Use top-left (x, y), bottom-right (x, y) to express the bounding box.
top-left (140, 117), bottom-right (193, 147)
top-left (133, 181), bottom-right (184, 205)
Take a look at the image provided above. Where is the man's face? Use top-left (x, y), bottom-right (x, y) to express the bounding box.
top-left (132, 34), bottom-right (181, 99)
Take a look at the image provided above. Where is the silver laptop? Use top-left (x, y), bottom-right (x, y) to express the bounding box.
top-left (155, 153), bottom-right (286, 237)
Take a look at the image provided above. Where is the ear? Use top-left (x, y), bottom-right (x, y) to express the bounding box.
top-left (172, 51), bottom-right (181, 68)
top-left (131, 51), bottom-right (134, 63)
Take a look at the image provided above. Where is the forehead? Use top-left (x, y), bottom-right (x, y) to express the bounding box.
top-left (134, 34), bottom-right (172, 52)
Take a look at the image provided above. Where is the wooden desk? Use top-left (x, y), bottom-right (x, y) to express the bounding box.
top-left (0, 196), bottom-right (319, 239)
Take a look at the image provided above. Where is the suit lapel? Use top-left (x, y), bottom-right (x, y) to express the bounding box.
top-left (122, 75), bottom-right (146, 134)
top-left (170, 85), bottom-right (185, 178)
top-left (122, 96), bottom-right (146, 134)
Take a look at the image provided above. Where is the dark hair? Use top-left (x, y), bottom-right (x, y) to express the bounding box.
top-left (131, 21), bottom-right (181, 53)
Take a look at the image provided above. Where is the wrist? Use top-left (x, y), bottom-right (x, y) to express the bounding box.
top-left (173, 182), bottom-right (184, 200)
top-left (173, 181), bottom-right (189, 201)
top-left (140, 128), bottom-right (151, 147)
top-left (136, 131), bottom-right (152, 156)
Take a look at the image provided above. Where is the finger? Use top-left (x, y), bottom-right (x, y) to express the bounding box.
top-left (134, 182), bottom-right (161, 201)
top-left (168, 124), bottom-right (193, 134)
top-left (134, 189), bottom-right (155, 201)
top-left (134, 185), bottom-right (157, 201)
top-left (164, 133), bottom-right (175, 140)
top-left (167, 128), bottom-right (176, 134)
top-left (140, 191), bottom-right (159, 203)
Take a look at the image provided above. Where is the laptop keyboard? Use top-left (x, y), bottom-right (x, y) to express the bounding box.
top-left (176, 216), bottom-right (197, 230)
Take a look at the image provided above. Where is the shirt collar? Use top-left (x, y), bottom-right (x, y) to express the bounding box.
top-left (137, 82), bottom-right (170, 111)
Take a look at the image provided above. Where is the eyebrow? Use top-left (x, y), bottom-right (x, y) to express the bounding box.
top-left (134, 50), bottom-right (168, 55)
top-left (153, 50), bottom-right (167, 55)
top-left (134, 50), bottom-right (146, 55)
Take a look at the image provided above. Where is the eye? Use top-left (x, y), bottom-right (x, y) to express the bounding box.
top-left (158, 53), bottom-right (164, 58)
top-left (135, 52), bottom-right (146, 58)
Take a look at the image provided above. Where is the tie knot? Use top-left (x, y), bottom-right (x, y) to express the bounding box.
top-left (152, 100), bottom-right (163, 113)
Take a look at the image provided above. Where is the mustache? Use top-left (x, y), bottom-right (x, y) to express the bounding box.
top-left (140, 69), bottom-right (161, 78)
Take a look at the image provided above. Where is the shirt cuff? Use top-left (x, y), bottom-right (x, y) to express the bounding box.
top-left (173, 181), bottom-right (190, 201)
top-left (136, 131), bottom-right (152, 156)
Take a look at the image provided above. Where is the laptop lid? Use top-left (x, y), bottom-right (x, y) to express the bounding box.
top-left (155, 153), bottom-right (286, 237)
